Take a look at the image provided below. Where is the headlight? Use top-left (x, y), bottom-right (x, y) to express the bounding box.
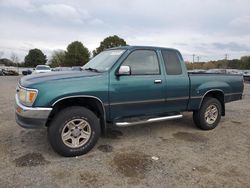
top-left (17, 85), bottom-right (38, 106)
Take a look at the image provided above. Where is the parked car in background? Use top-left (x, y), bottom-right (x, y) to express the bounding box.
top-left (22, 69), bottom-right (32, 76)
top-left (34, 65), bottom-right (51, 74)
top-left (1, 69), bottom-right (19, 76)
top-left (52, 67), bottom-right (71, 72)
top-left (71, 66), bottom-right (82, 71)
top-left (188, 69), bottom-right (206, 73)
top-left (243, 70), bottom-right (250, 81)
top-left (205, 69), bottom-right (227, 74)
top-left (226, 69), bottom-right (243, 75)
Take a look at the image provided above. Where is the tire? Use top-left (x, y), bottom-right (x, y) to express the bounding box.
top-left (48, 106), bottom-right (100, 157)
top-left (193, 97), bottom-right (222, 130)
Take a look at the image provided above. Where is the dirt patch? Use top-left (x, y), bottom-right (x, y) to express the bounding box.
top-left (159, 136), bottom-right (171, 142)
top-left (194, 166), bottom-right (211, 174)
top-left (14, 153), bottom-right (49, 167)
top-left (97, 144), bottom-right (113, 153)
top-left (112, 151), bottom-right (152, 179)
top-left (80, 172), bottom-right (99, 185)
top-left (51, 170), bottom-right (70, 179)
top-left (106, 129), bottom-right (123, 139)
top-left (127, 178), bottom-right (141, 185)
top-left (173, 132), bottom-right (208, 143)
top-left (218, 167), bottom-right (241, 177)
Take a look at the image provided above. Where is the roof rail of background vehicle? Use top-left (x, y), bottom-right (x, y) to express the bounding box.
top-left (107, 45), bottom-right (179, 52)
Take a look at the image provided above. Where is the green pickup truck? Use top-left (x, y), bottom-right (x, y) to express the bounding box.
top-left (15, 46), bottom-right (244, 157)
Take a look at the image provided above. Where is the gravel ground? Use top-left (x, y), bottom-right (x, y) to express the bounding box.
top-left (0, 76), bottom-right (249, 188)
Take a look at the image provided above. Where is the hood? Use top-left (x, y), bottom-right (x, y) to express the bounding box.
top-left (20, 70), bottom-right (101, 88)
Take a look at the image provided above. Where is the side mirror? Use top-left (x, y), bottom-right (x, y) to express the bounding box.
top-left (117, 65), bottom-right (131, 76)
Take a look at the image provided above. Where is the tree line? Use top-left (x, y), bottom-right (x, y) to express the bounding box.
top-left (0, 35), bottom-right (127, 68)
top-left (186, 56), bottom-right (250, 70)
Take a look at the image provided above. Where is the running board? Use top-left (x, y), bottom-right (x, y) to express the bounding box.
top-left (115, 114), bottom-right (183, 126)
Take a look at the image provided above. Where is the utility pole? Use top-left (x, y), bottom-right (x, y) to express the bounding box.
top-left (192, 54), bottom-right (195, 69)
top-left (197, 56), bottom-right (200, 63)
top-left (224, 53), bottom-right (228, 69)
top-left (225, 53), bottom-right (228, 60)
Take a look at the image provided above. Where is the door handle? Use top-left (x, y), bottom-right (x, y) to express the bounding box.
top-left (154, 79), bottom-right (162, 84)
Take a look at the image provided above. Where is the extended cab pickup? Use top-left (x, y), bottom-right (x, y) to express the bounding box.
top-left (15, 46), bottom-right (244, 157)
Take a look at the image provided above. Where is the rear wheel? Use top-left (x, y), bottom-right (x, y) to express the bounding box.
top-left (193, 97), bottom-right (222, 130)
top-left (48, 106), bottom-right (100, 157)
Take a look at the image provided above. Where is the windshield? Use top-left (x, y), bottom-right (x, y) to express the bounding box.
top-left (83, 49), bottom-right (125, 72)
top-left (36, 65), bottom-right (50, 70)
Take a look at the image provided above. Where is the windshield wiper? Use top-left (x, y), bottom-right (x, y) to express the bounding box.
top-left (84, 67), bottom-right (100, 72)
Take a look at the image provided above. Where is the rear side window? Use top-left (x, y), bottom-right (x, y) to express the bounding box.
top-left (161, 50), bottom-right (182, 75)
top-left (122, 50), bottom-right (160, 75)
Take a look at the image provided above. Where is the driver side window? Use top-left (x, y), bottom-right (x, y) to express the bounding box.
top-left (122, 50), bottom-right (160, 75)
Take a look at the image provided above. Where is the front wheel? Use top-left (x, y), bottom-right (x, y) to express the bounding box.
top-left (48, 106), bottom-right (100, 157)
top-left (193, 97), bottom-right (222, 130)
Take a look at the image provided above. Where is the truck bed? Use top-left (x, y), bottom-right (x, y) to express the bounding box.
top-left (187, 72), bottom-right (244, 110)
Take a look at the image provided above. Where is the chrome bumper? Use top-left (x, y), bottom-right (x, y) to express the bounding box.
top-left (15, 95), bottom-right (52, 128)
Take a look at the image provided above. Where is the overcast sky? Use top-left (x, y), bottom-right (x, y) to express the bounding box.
top-left (0, 0), bottom-right (250, 62)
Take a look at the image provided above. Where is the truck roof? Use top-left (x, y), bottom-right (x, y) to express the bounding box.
top-left (108, 45), bottom-right (179, 52)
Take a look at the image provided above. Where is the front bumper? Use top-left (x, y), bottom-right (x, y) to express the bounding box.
top-left (15, 95), bottom-right (52, 128)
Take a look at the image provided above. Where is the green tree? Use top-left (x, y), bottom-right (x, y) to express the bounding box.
top-left (240, 56), bottom-right (250, 69)
top-left (227, 59), bottom-right (241, 69)
top-left (24, 48), bottom-right (47, 67)
top-left (50, 50), bottom-right (66, 67)
top-left (65, 41), bottom-right (90, 66)
top-left (93, 35), bottom-right (127, 56)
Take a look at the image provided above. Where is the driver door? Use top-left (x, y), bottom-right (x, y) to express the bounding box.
top-left (109, 49), bottom-right (166, 119)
